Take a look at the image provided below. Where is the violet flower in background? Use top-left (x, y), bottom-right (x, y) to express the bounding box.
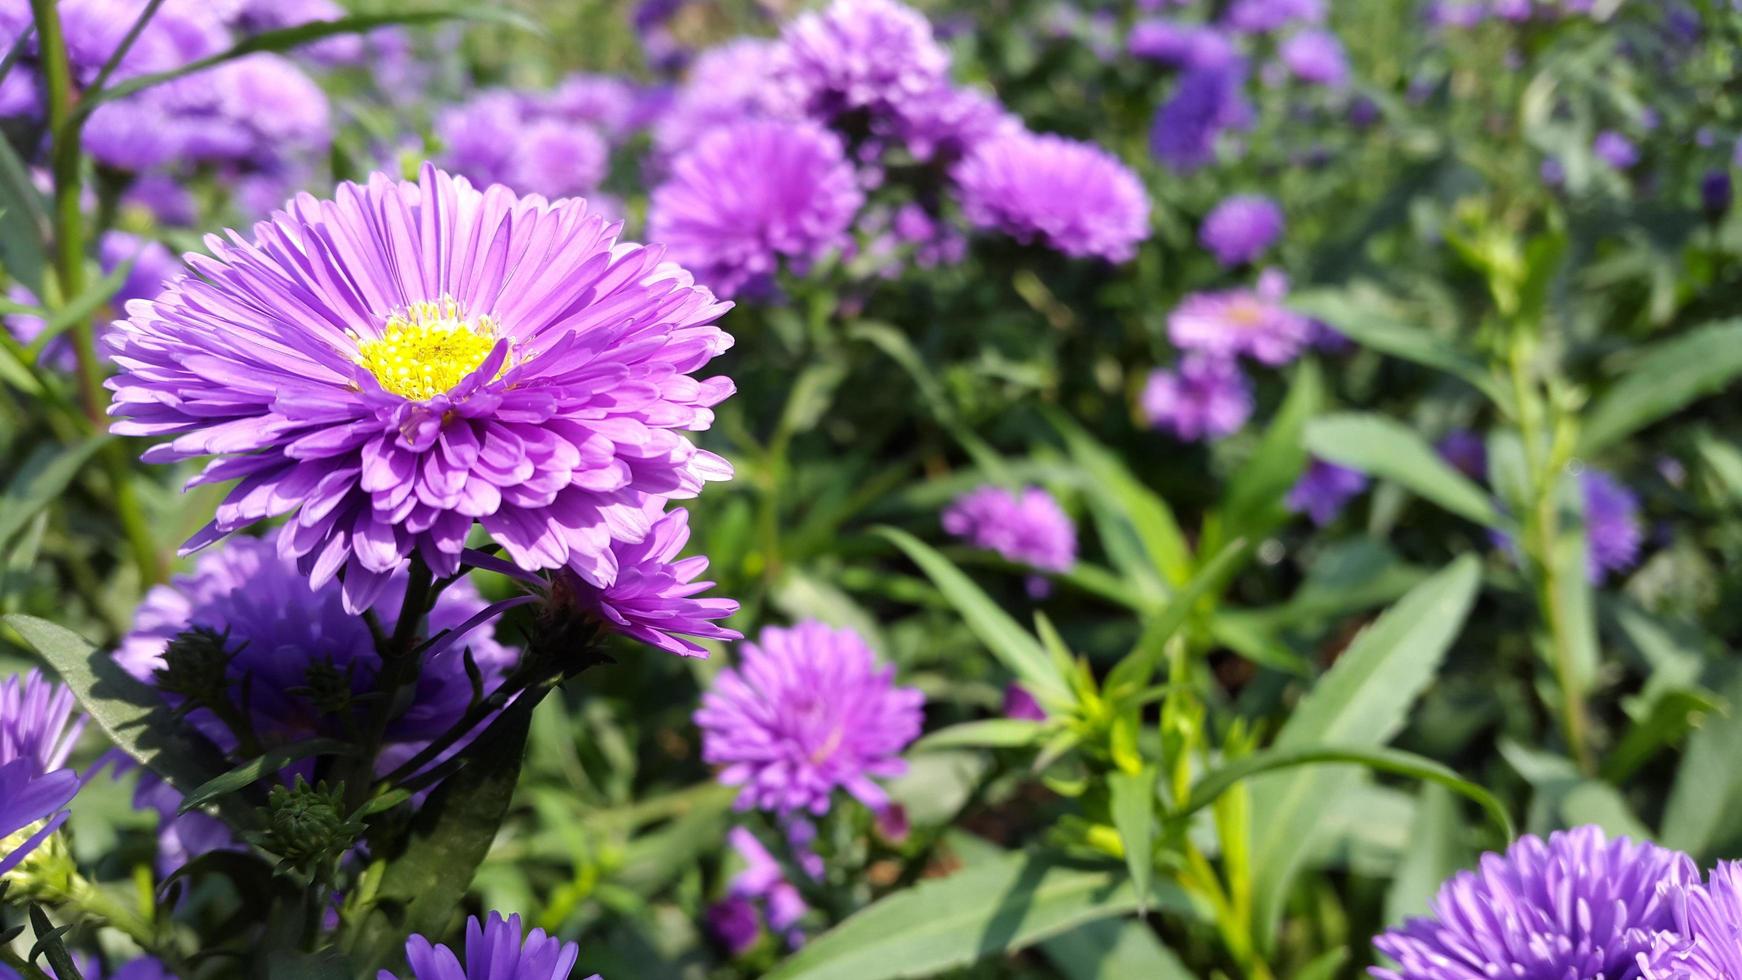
top-left (648, 119), bottom-right (864, 299)
top-left (106, 165), bottom-right (736, 614)
top-left (1582, 469), bottom-right (1643, 582)
top-left (770, 0), bottom-right (950, 127)
top-left (953, 130), bottom-right (1151, 262)
top-left (1594, 129), bottom-right (1640, 170)
top-left (387, 912), bottom-right (597, 980)
top-left (1286, 459), bottom-right (1368, 526)
top-left (943, 485), bottom-right (1078, 576)
top-left (715, 826), bottom-right (817, 951)
top-left (1372, 826), bottom-right (1694, 980)
top-left (650, 38), bottom-right (783, 160)
top-left (1127, 20), bottom-right (1235, 68)
top-left (130, 771), bottom-right (241, 877)
top-left (1168, 268), bottom-right (1312, 365)
top-left (437, 91), bottom-right (612, 199)
top-left (1701, 169), bottom-right (1733, 220)
top-left (0, 672), bottom-right (85, 876)
top-left (1199, 194), bottom-right (1285, 266)
top-left (1279, 30), bottom-right (1350, 87)
top-left (696, 621), bottom-right (925, 816)
top-left (1141, 355), bottom-right (1254, 442)
top-left (708, 896), bottom-right (763, 957)
top-left (1436, 430), bottom-right (1489, 481)
top-left (1222, 0), bottom-right (1326, 34)
top-left (1151, 58), bottom-right (1254, 172)
top-left (1003, 683), bottom-right (1047, 722)
top-left (1639, 860), bottom-right (1742, 978)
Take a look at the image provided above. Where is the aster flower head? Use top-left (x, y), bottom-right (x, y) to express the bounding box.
top-left (1150, 60), bottom-right (1254, 173)
top-left (542, 73), bottom-right (643, 138)
top-left (1141, 355), bottom-right (1254, 442)
top-left (116, 529), bottom-right (514, 768)
top-left (1168, 268), bottom-right (1312, 365)
top-left (1223, 0), bottom-right (1325, 33)
top-left (1372, 826), bottom-right (1695, 980)
top-left (1595, 130), bottom-right (1641, 170)
top-left (651, 38), bottom-right (784, 159)
top-left (106, 164), bottom-right (735, 614)
top-left (1639, 860), bottom-right (1742, 979)
top-left (1, 672), bottom-right (86, 876)
top-left (1127, 21), bottom-right (1237, 68)
top-left (384, 912), bottom-right (599, 980)
top-left (1582, 469), bottom-right (1642, 582)
top-left (770, 0), bottom-right (951, 126)
top-left (695, 621), bottom-right (925, 816)
top-left (1199, 194), bottom-right (1284, 266)
top-left (953, 130), bottom-right (1150, 262)
top-left (889, 84), bottom-right (1017, 164)
top-left (943, 485), bottom-right (1078, 574)
top-left (1286, 459), bottom-right (1368, 526)
top-left (717, 825), bottom-right (818, 949)
top-left (1279, 30), bottom-right (1350, 87)
top-left (1436, 430), bottom-right (1489, 481)
top-left (648, 119), bottom-right (864, 299)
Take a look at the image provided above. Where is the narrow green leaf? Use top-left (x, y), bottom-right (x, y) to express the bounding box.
top-left (1214, 360), bottom-right (1323, 546)
top-left (1107, 769), bottom-right (1157, 910)
top-left (1305, 414), bottom-right (1504, 527)
top-left (178, 738), bottom-right (353, 813)
top-left (0, 436), bottom-right (110, 547)
top-left (914, 719), bottom-right (1052, 752)
top-left (1544, 471), bottom-right (1600, 691)
top-left (1581, 320), bottom-right (1742, 454)
top-left (877, 527), bottom-right (1072, 709)
top-left (1050, 410), bottom-right (1191, 588)
top-left (851, 324), bottom-right (1009, 481)
top-left (27, 259), bottom-right (136, 356)
top-left (1383, 785), bottom-right (1470, 926)
top-left (1106, 537), bottom-right (1252, 698)
top-left (1294, 948), bottom-right (1351, 980)
top-left (1559, 781), bottom-right (1652, 841)
top-left (1247, 556), bottom-right (1482, 944)
top-left (0, 119), bottom-right (47, 294)
top-left (1289, 291), bottom-right (1509, 408)
top-left (1663, 671), bottom-right (1742, 858)
top-left (1042, 917), bottom-right (1194, 980)
top-left (763, 850), bottom-right (1197, 980)
top-left (1600, 689), bottom-right (1720, 785)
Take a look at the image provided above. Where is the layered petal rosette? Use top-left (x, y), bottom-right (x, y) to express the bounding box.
top-left (107, 165), bottom-right (735, 612)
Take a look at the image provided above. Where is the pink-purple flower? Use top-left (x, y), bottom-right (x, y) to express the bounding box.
top-left (695, 621), bottom-right (925, 816)
top-left (1286, 459), bottom-right (1368, 526)
top-left (769, 0), bottom-right (950, 127)
top-left (384, 912), bottom-right (598, 980)
top-left (1639, 860), bottom-right (1742, 979)
top-left (1141, 355), bottom-right (1254, 442)
top-left (1199, 194), bottom-right (1284, 266)
top-left (1, 672), bottom-right (86, 876)
top-left (943, 485), bottom-right (1078, 574)
top-left (106, 165), bottom-right (735, 614)
top-left (1168, 269), bottom-right (1312, 365)
top-left (953, 130), bottom-right (1151, 262)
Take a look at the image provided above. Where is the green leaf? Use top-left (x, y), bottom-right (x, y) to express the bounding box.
top-left (1042, 918), bottom-right (1194, 980)
top-left (1182, 744), bottom-right (1511, 840)
top-left (1294, 948), bottom-right (1351, 980)
top-left (1290, 291), bottom-right (1509, 409)
top-left (1304, 414), bottom-right (1504, 528)
top-left (27, 259), bottom-right (136, 357)
top-left (1107, 769), bottom-right (1156, 910)
top-left (1600, 688), bottom-right (1720, 785)
top-left (1662, 671), bottom-right (1742, 858)
top-left (341, 688), bottom-right (542, 972)
top-left (0, 119), bottom-right (47, 295)
top-left (763, 850), bottom-right (1197, 980)
top-left (1246, 556), bottom-right (1482, 944)
top-left (1383, 786), bottom-right (1471, 926)
top-left (178, 738), bottom-right (354, 814)
top-left (914, 719), bottom-right (1052, 752)
top-left (80, 7), bottom-right (542, 116)
top-left (1544, 471), bottom-right (1600, 692)
top-left (1559, 781), bottom-right (1652, 841)
top-left (2, 614), bottom-right (242, 825)
top-left (1050, 410), bottom-right (1191, 588)
top-left (1580, 320), bottom-right (1742, 454)
top-left (1213, 360), bottom-right (1323, 547)
top-left (877, 527), bottom-right (1072, 709)
top-left (28, 906), bottom-right (82, 980)
top-left (0, 436), bottom-right (111, 548)
top-left (851, 323), bottom-right (1009, 481)
top-left (1105, 537), bottom-right (1252, 698)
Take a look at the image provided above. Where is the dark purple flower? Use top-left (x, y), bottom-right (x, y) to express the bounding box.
top-left (696, 621), bottom-right (925, 816)
top-left (1595, 130), bottom-right (1640, 170)
top-left (1372, 826), bottom-right (1694, 980)
top-left (1541, 157), bottom-right (1567, 187)
top-left (385, 912), bottom-right (597, 980)
top-left (943, 485), bottom-right (1078, 573)
top-left (648, 119), bottom-right (863, 298)
top-left (1127, 20), bottom-right (1235, 67)
top-left (1151, 60), bottom-right (1254, 172)
top-left (0, 672), bottom-right (85, 876)
top-left (1223, 0), bottom-right (1325, 34)
top-left (1639, 860), bottom-right (1742, 978)
top-left (1279, 30), bottom-right (1350, 87)
top-left (107, 165), bottom-right (735, 614)
top-left (708, 896), bottom-right (763, 956)
top-left (1701, 169), bottom-right (1732, 220)
top-left (888, 84), bottom-right (1016, 164)
top-left (1199, 194), bottom-right (1284, 266)
top-left (953, 130), bottom-right (1151, 262)
top-left (1141, 355), bottom-right (1254, 442)
top-left (1286, 459), bottom-right (1368, 525)
top-left (131, 772), bottom-right (241, 877)
top-left (721, 825), bottom-right (814, 949)
top-left (1582, 469), bottom-right (1642, 582)
top-left (770, 0), bottom-right (949, 127)
top-left (1168, 268), bottom-right (1311, 365)
top-left (1003, 683), bottom-right (1047, 722)
top-left (1437, 430), bottom-right (1489, 481)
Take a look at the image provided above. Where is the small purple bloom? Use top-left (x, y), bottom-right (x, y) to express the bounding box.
top-left (1701, 169), bottom-right (1733, 220)
top-left (1168, 268), bottom-right (1312, 365)
top-left (383, 912), bottom-right (597, 980)
top-left (708, 896), bottom-right (763, 956)
top-left (1279, 30), bottom-right (1350, 87)
top-left (1639, 860), bottom-right (1742, 978)
top-left (1141, 355), bottom-right (1254, 442)
top-left (1582, 469), bottom-right (1642, 582)
top-left (648, 119), bottom-right (864, 299)
top-left (1372, 826), bottom-right (1694, 980)
top-left (1595, 130), bottom-right (1640, 170)
top-left (1223, 0), bottom-right (1326, 33)
top-left (953, 130), bottom-right (1151, 262)
top-left (889, 84), bottom-right (1016, 164)
top-left (1436, 430), bottom-right (1489, 482)
top-left (770, 0), bottom-right (950, 126)
top-left (1199, 194), bottom-right (1284, 266)
top-left (541, 73), bottom-right (644, 139)
top-left (0, 672), bottom-right (85, 876)
top-left (1286, 459), bottom-right (1368, 526)
top-left (1127, 20), bottom-right (1235, 68)
top-left (1003, 683), bottom-right (1047, 722)
top-left (725, 824), bottom-right (815, 946)
top-left (1151, 60), bottom-right (1254, 172)
top-left (696, 621), bottom-right (925, 816)
top-left (943, 485), bottom-right (1078, 574)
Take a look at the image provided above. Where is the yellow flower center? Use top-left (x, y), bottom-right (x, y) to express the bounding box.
top-left (1229, 298), bottom-right (1268, 328)
top-left (353, 298), bottom-right (508, 401)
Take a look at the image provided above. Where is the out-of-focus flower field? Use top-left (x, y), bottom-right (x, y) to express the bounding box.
top-left (2, 0), bottom-right (1742, 977)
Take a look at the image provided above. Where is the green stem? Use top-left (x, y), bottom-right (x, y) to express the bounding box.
top-left (345, 559), bottom-right (435, 810)
top-left (65, 875), bottom-right (189, 975)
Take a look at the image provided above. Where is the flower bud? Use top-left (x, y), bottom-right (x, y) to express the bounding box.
top-left (256, 778), bottom-right (363, 874)
top-left (154, 625), bottom-right (238, 705)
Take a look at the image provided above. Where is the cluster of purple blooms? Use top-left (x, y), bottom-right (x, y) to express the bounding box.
top-left (942, 485), bottom-right (1079, 596)
top-left (1372, 824), bottom-right (1742, 980)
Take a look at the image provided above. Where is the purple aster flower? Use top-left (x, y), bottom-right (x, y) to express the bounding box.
top-left (708, 896), bottom-right (763, 956)
top-left (1151, 60), bottom-right (1254, 172)
top-left (1436, 430), bottom-right (1489, 481)
top-left (769, 0), bottom-right (951, 126)
top-left (1582, 469), bottom-right (1642, 582)
top-left (1168, 268), bottom-right (1312, 365)
top-left (648, 119), bottom-right (864, 299)
top-left (1638, 860), bottom-right (1742, 979)
top-left (384, 912), bottom-right (598, 980)
top-left (541, 73), bottom-right (643, 139)
top-left (953, 130), bottom-right (1150, 262)
top-left (1372, 826), bottom-right (1695, 980)
top-left (943, 485), bottom-right (1078, 574)
top-left (1141, 355), bottom-right (1254, 442)
top-left (551, 503), bottom-right (739, 658)
top-left (436, 91), bottom-right (541, 190)
top-left (0, 672), bottom-right (85, 876)
top-left (106, 165), bottom-right (735, 614)
top-left (650, 38), bottom-right (784, 160)
top-left (125, 174), bottom-right (200, 226)
top-left (115, 529), bottom-right (514, 771)
top-left (1595, 130), bottom-right (1641, 170)
top-left (1199, 194), bottom-right (1284, 266)
top-left (696, 621), bottom-right (925, 816)
top-left (720, 825), bottom-right (816, 949)
top-left (1223, 0), bottom-right (1326, 33)
top-left (889, 84), bottom-right (1017, 164)
top-left (1003, 683), bottom-right (1047, 721)
top-left (889, 204), bottom-right (968, 268)
top-left (1541, 157), bottom-right (1568, 188)
top-left (503, 120), bottom-right (610, 201)
top-left (1701, 169), bottom-right (1732, 220)
top-left (1286, 459), bottom-right (1368, 526)
top-left (1279, 30), bottom-right (1350, 87)
top-left (1127, 20), bottom-right (1236, 67)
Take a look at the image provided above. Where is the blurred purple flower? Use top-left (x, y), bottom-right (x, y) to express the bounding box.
top-left (1223, 0), bottom-right (1325, 33)
top-left (1279, 30), bottom-right (1350, 87)
top-left (227, 0), bottom-right (365, 65)
top-left (438, 91), bottom-right (612, 199)
top-left (1639, 860), bottom-right (1742, 978)
top-left (1199, 194), bottom-right (1284, 266)
top-left (648, 119), bottom-right (863, 298)
top-left (1582, 469), bottom-right (1642, 581)
top-left (1168, 268), bottom-right (1311, 365)
top-left (1594, 130), bottom-right (1640, 170)
top-left (954, 130), bottom-right (1150, 262)
top-left (1372, 826), bottom-right (1694, 980)
top-left (708, 896), bottom-right (763, 956)
top-left (387, 912), bottom-right (596, 980)
top-left (130, 771), bottom-right (241, 877)
top-left (542, 73), bottom-right (644, 138)
top-left (1151, 60), bottom-right (1254, 172)
top-left (944, 485), bottom-right (1078, 574)
top-left (0, 672), bottom-right (85, 876)
top-left (1127, 20), bottom-right (1236, 68)
top-left (1141, 355), bottom-right (1254, 442)
top-left (651, 38), bottom-right (783, 159)
top-left (1540, 157), bottom-right (1567, 187)
top-left (696, 621), bottom-right (924, 816)
top-left (770, 0), bottom-right (950, 126)
top-left (890, 84), bottom-right (1016, 163)
top-left (1003, 683), bottom-right (1047, 722)
top-left (1286, 459), bottom-right (1368, 525)
top-left (1436, 430), bottom-right (1489, 481)
top-left (1701, 169), bottom-right (1732, 220)
top-left (719, 825), bottom-right (814, 950)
